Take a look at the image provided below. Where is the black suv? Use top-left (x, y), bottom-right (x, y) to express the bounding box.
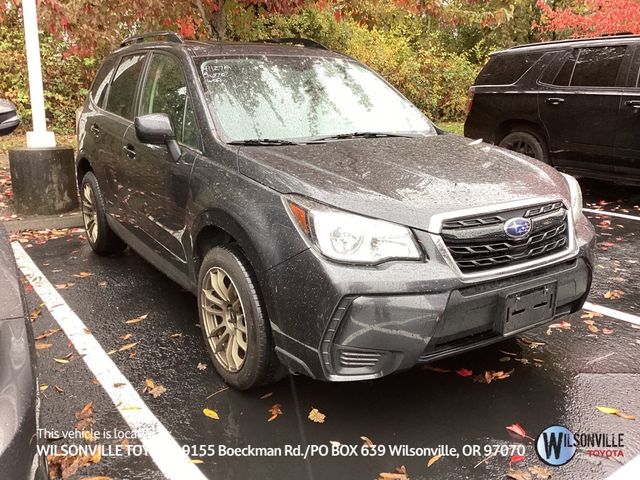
top-left (77, 32), bottom-right (595, 389)
top-left (465, 35), bottom-right (640, 184)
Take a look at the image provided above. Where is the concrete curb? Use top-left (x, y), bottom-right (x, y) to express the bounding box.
top-left (3, 211), bottom-right (83, 232)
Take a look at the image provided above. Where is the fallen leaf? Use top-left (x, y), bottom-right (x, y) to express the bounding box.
top-left (604, 290), bottom-right (624, 299)
top-left (125, 313), bottom-right (148, 324)
top-left (72, 271), bottom-right (94, 278)
top-left (54, 385), bottom-right (64, 394)
top-left (148, 385), bottom-right (166, 398)
top-left (456, 368), bottom-right (473, 377)
top-left (118, 342), bottom-right (139, 352)
top-left (259, 392), bottom-right (273, 399)
top-left (197, 362), bottom-right (208, 371)
top-left (189, 460), bottom-right (204, 465)
top-left (35, 328), bottom-right (61, 340)
top-left (499, 356), bottom-right (512, 362)
top-left (510, 454), bottom-right (525, 465)
top-left (144, 378), bottom-right (155, 390)
top-left (378, 465), bottom-right (408, 480)
top-left (602, 328), bottom-right (614, 335)
top-left (529, 465), bottom-right (552, 479)
top-left (120, 406), bottom-right (141, 411)
top-left (361, 436), bottom-right (374, 448)
top-left (120, 333), bottom-right (132, 341)
top-left (588, 324), bottom-right (599, 334)
top-left (508, 469), bottom-right (532, 480)
top-left (422, 365), bottom-right (450, 373)
top-left (499, 350), bottom-right (518, 356)
top-left (170, 332), bottom-right (183, 338)
top-left (596, 406), bottom-right (636, 420)
top-left (35, 342), bottom-right (52, 350)
top-left (54, 283), bottom-right (75, 289)
top-left (30, 303), bottom-right (45, 321)
top-left (268, 404), bottom-right (283, 422)
top-left (427, 454), bottom-right (442, 467)
top-left (581, 311), bottom-right (603, 319)
top-left (203, 408), bottom-right (220, 420)
top-left (40, 384), bottom-right (49, 393)
top-left (80, 476), bottom-right (112, 480)
top-left (97, 281), bottom-right (108, 288)
top-left (54, 357), bottom-right (70, 364)
top-left (308, 407), bottom-right (326, 423)
top-left (506, 423), bottom-right (534, 440)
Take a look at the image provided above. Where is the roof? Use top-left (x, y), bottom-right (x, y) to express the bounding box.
top-left (115, 32), bottom-right (347, 59)
top-left (493, 34), bottom-right (640, 56)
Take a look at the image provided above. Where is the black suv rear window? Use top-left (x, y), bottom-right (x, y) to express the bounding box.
top-left (475, 52), bottom-right (544, 86)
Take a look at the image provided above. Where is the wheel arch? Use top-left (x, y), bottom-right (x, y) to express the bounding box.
top-left (496, 119), bottom-right (547, 146)
top-left (76, 157), bottom-right (93, 187)
top-left (190, 209), bottom-right (266, 284)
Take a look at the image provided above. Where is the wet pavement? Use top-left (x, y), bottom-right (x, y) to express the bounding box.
top-left (14, 178), bottom-right (640, 480)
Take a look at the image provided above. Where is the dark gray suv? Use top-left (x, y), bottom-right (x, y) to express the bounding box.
top-left (76, 32), bottom-right (596, 389)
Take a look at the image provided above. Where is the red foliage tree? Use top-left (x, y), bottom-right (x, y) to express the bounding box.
top-left (538, 0), bottom-right (640, 37)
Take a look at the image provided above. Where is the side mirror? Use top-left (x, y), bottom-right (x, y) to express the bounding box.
top-left (134, 113), bottom-right (181, 161)
top-left (0, 99), bottom-right (20, 137)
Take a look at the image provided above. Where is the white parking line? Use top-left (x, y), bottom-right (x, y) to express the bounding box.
top-left (583, 301), bottom-right (640, 327)
top-left (12, 243), bottom-right (207, 480)
top-left (583, 208), bottom-right (640, 222)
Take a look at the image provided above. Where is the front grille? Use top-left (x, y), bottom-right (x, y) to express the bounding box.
top-left (441, 201), bottom-right (570, 273)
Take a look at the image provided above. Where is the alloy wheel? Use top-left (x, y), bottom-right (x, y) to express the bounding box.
top-left (505, 138), bottom-right (536, 158)
top-left (81, 183), bottom-right (98, 243)
top-left (201, 267), bottom-right (248, 372)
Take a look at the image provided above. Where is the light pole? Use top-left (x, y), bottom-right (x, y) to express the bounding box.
top-left (22, 0), bottom-right (56, 148)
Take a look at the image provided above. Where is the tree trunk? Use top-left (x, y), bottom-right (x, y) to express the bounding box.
top-left (211, 0), bottom-right (226, 40)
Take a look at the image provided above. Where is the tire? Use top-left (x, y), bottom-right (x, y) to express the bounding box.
top-left (197, 245), bottom-right (283, 390)
top-left (80, 171), bottom-right (126, 255)
top-left (499, 130), bottom-right (549, 163)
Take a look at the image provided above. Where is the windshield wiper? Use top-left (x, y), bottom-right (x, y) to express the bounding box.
top-left (228, 138), bottom-right (300, 146)
top-left (310, 132), bottom-right (420, 141)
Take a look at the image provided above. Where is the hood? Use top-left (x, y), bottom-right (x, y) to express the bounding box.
top-left (237, 134), bottom-right (571, 232)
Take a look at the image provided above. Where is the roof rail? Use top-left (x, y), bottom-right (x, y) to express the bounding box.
top-left (262, 37), bottom-right (328, 50)
top-left (120, 31), bottom-right (184, 48)
top-left (507, 33), bottom-right (640, 51)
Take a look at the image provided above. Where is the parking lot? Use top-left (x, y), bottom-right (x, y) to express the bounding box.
top-left (11, 178), bottom-right (640, 480)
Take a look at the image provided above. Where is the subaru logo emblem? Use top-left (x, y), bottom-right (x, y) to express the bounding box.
top-left (504, 217), bottom-right (532, 238)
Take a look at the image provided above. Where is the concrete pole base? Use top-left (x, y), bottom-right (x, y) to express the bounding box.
top-left (8, 146), bottom-right (79, 216)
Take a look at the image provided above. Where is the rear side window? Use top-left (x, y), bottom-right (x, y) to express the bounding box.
top-left (105, 54), bottom-right (146, 120)
top-left (475, 53), bottom-right (544, 85)
top-left (90, 56), bottom-right (117, 108)
top-left (543, 46), bottom-right (627, 87)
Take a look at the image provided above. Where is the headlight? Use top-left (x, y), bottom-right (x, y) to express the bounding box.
top-left (561, 173), bottom-right (583, 224)
top-left (284, 196), bottom-right (422, 264)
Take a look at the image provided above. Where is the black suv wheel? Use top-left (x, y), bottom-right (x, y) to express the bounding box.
top-left (499, 130), bottom-right (549, 163)
top-left (197, 245), bottom-right (283, 390)
top-left (80, 171), bottom-right (126, 255)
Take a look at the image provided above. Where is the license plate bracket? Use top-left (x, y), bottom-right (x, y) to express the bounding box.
top-left (495, 282), bottom-right (557, 335)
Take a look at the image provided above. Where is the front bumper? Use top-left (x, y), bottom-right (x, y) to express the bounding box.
top-left (263, 215), bottom-right (595, 381)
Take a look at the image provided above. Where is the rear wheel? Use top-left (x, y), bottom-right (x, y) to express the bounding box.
top-left (499, 130), bottom-right (549, 163)
top-left (198, 245), bottom-right (283, 390)
top-left (80, 171), bottom-right (126, 255)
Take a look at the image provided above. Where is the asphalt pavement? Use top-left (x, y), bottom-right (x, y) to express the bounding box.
top-left (11, 178), bottom-right (640, 480)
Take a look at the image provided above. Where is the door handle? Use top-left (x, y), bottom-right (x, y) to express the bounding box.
top-left (625, 100), bottom-right (640, 109)
top-left (546, 97), bottom-right (565, 105)
top-left (90, 124), bottom-right (101, 136)
top-left (123, 144), bottom-right (136, 159)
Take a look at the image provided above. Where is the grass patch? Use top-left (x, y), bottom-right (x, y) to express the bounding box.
top-left (436, 121), bottom-right (465, 136)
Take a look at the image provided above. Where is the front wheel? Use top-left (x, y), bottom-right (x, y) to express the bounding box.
top-left (197, 245), bottom-right (283, 390)
top-left (499, 131), bottom-right (549, 163)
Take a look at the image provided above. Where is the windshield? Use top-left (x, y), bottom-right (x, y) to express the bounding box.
top-left (198, 55), bottom-right (435, 142)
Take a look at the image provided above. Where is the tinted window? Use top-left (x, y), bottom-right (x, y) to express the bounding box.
top-left (475, 53), bottom-right (544, 86)
top-left (90, 56), bottom-right (117, 107)
top-left (139, 53), bottom-right (198, 148)
top-left (105, 54), bottom-right (146, 120)
top-left (570, 46), bottom-right (626, 87)
top-left (545, 51), bottom-right (576, 86)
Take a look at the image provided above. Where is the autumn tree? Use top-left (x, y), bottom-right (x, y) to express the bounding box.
top-left (537, 0), bottom-right (640, 38)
